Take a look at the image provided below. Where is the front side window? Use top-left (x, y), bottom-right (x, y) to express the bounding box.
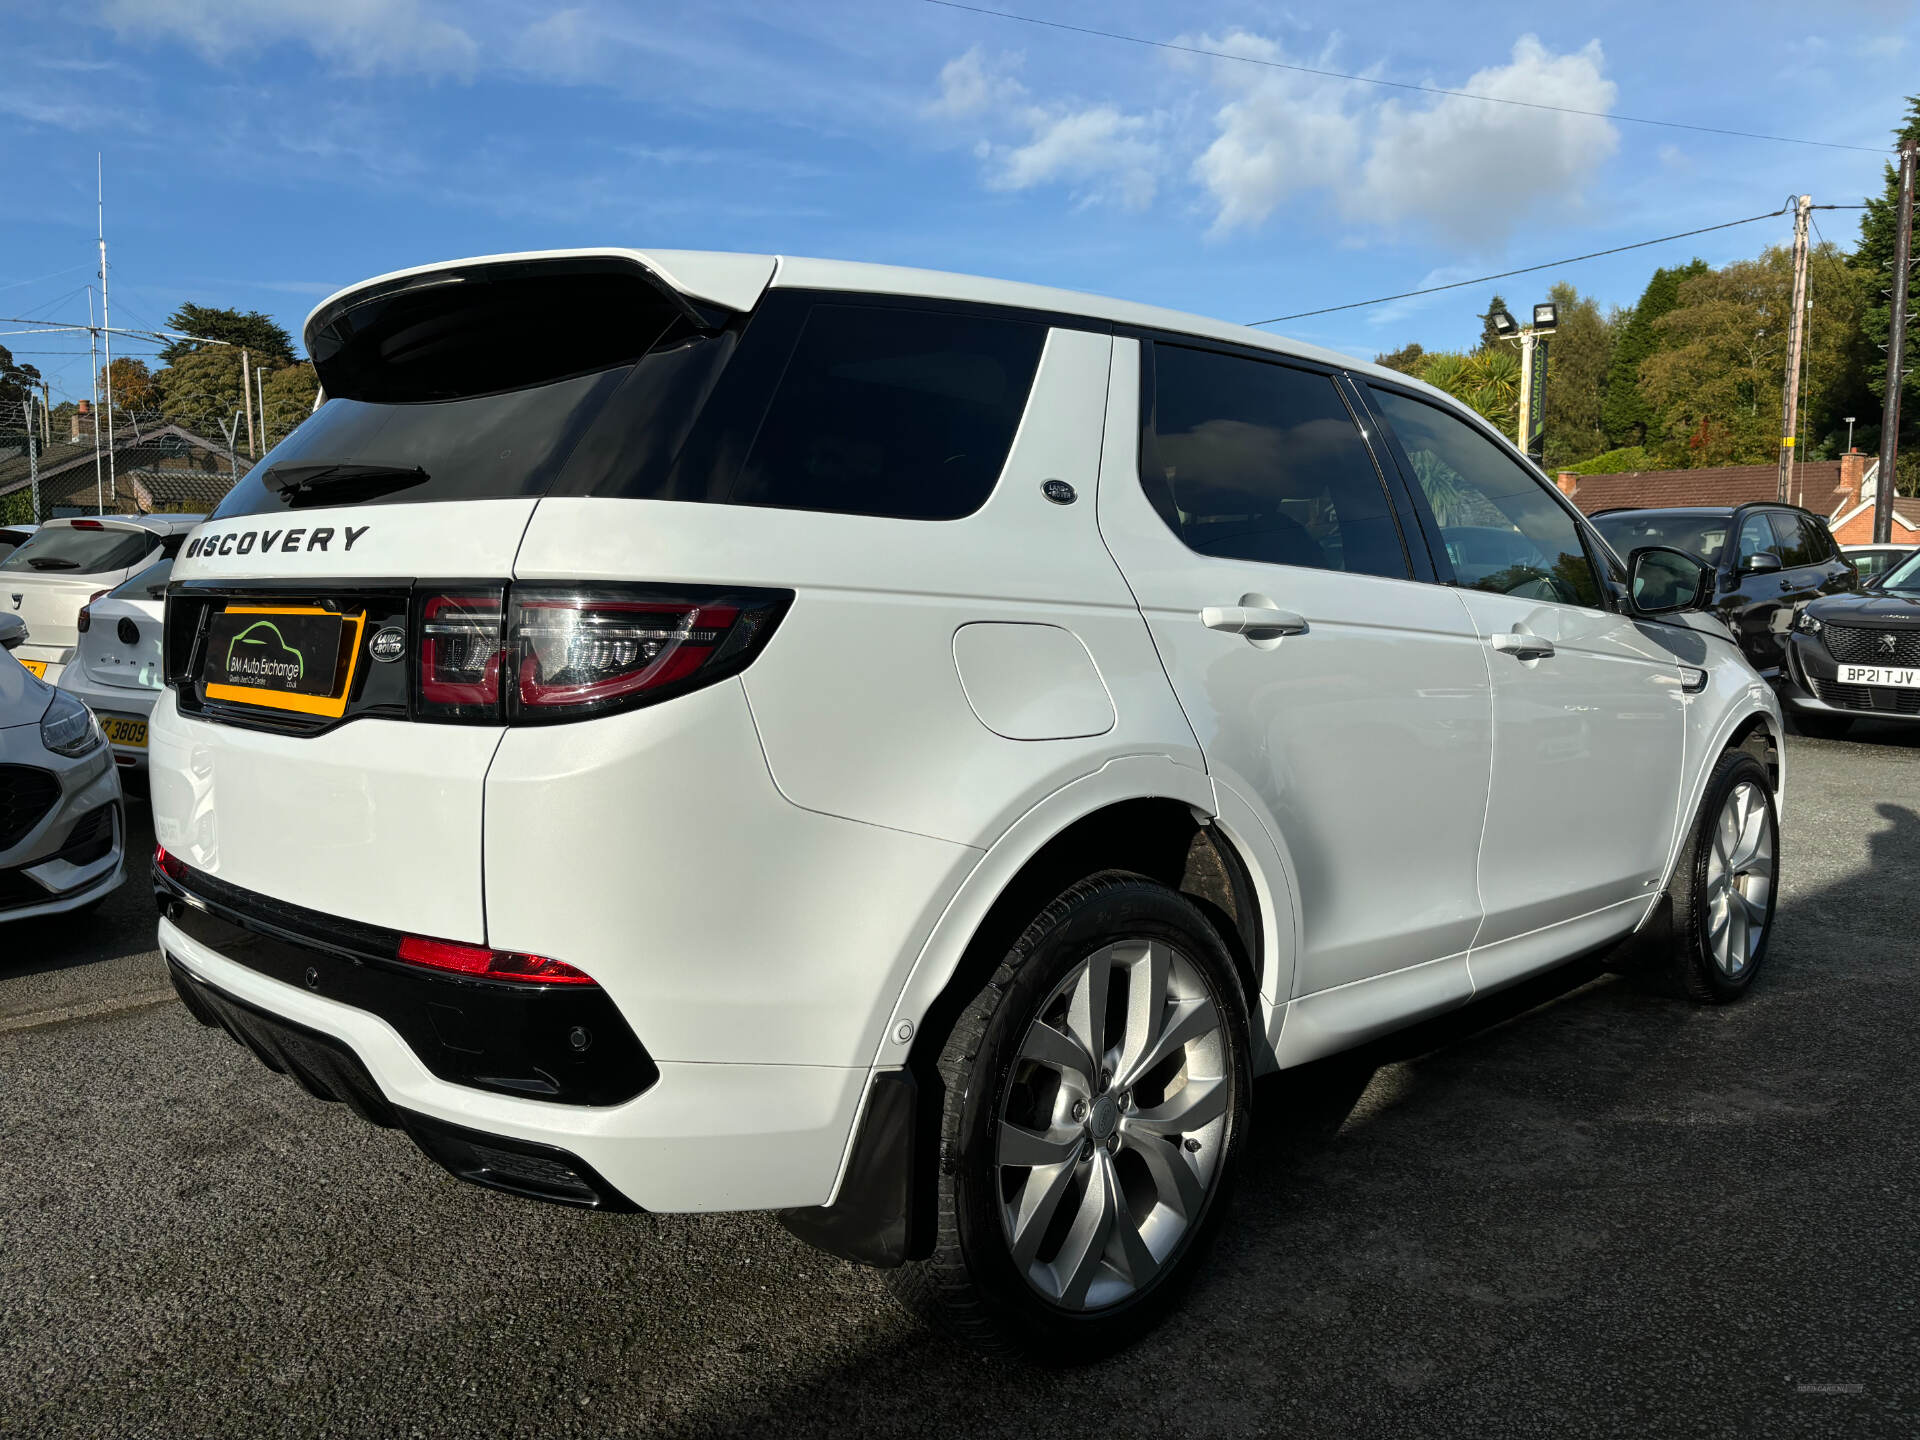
top-left (1736, 513), bottom-right (1777, 566)
top-left (1367, 387), bottom-right (1600, 607)
top-left (1590, 512), bottom-right (1729, 566)
top-left (1143, 344), bottom-right (1408, 579)
top-left (729, 304), bottom-right (1045, 520)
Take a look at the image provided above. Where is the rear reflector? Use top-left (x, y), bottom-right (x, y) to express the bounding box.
top-left (396, 934), bottom-right (597, 986)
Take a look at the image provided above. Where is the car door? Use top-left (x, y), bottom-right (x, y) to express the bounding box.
top-left (1361, 383), bottom-right (1687, 989)
top-left (1723, 509), bottom-right (1792, 672)
top-left (1097, 338), bottom-right (1492, 1005)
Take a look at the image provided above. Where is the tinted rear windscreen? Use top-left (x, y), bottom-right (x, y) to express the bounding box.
top-left (210, 367), bottom-right (630, 520)
top-left (1591, 513), bottom-right (1729, 566)
top-left (0, 526), bottom-right (154, 574)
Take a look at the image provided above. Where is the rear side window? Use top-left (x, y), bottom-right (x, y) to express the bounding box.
top-left (1769, 511), bottom-right (1825, 567)
top-left (0, 525), bottom-right (154, 575)
top-left (1143, 344), bottom-right (1408, 579)
top-left (110, 559), bottom-right (173, 600)
top-left (728, 304), bottom-right (1045, 520)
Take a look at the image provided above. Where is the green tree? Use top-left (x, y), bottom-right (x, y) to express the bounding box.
top-left (1538, 281), bottom-right (1615, 471)
top-left (157, 346), bottom-right (250, 438)
top-left (1, 341), bottom-right (41, 412)
top-left (159, 303), bottom-right (296, 367)
top-left (1602, 259), bottom-right (1708, 447)
top-left (1414, 348), bottom-right (1522, 435)
top-left (1851, 94), bottom-right (1920, 490)
top-left (1637, 244), bottom-right (1862, 469)
top-left (259, 362), bottom-right (320, 450)
top-left (1477, 294), bottom-right (1511, 351)
top-left (1374, 341), bottom-right (1425, 375)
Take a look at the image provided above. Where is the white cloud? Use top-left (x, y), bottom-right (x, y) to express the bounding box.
top-left (929, 46), bottom-right (1025, 118)
top-left (930, 49), bottom-right (1161, 210)
top-left (1188, 32), bottom-right (1617, 247)
top-left (514, 7), bottom-right (599, 81)
top-left (1190, 31), bottom-right (1366, 232)
top-left (1359, 37), bottom-right (1618, 244)
top-left (100, 0), bottom-right (478, 78)
top-left (989, 105), bottom-right (1163, 210)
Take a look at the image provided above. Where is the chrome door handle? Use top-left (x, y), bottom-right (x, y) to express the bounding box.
top-left (1201, 604), bottom-right (1309, 639)
top-left (1490, 631), bottom-right (1555, 661)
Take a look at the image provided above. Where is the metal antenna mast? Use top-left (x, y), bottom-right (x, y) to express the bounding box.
top-left (98, 154), bottom-right (117, 507)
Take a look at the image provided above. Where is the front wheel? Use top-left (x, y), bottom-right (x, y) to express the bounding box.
top-left (1668, 751), bottom-right (1780, 1003)
top-left (887, 872), bottom-right (1252, 1362)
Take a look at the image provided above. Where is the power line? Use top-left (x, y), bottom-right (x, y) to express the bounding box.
top-left (1246, 205), bottom-right (1795, 326)
top-left (921, 0), bottom-right (1886, 154)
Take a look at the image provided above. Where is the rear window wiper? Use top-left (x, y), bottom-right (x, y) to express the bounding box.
top-left (27, 557), bottom-right (81, 570)
top-left (262, 462), bottom-right (430, 507)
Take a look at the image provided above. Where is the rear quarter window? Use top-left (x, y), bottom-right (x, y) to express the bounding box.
top-left (0, 526), bottom-right (155, 575)
top-left (725, 303), bottom-right (1046, 520)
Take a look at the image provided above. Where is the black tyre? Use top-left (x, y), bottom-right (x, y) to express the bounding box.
top-left (1792, 710), bottom-right (1853, 740)
top-left (1667, 751), bottom-right (1779, 1003)
top-left (887, 871), bottom-right (1252, 1362)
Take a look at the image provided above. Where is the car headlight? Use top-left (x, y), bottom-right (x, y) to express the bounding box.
top-left (40, 689), bottom-right (104, 758)
top-left (1795, 611), bottom-right (1823, 634)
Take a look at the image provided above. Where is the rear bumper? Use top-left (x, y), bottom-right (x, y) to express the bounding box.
top-left (159, 909), bottom-right (870, 1213)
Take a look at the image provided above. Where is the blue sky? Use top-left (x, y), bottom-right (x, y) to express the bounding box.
top-left (3, 0), bottom-right (1916, 404)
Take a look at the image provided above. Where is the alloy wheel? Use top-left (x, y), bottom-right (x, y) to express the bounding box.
top-left (994, 937), bottom-right (1231, 1311)
top-left (1705, 779), bottom-right (1774, 977)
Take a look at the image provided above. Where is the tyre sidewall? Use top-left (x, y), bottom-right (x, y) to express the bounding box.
top-left (945, 877), bottom-right (1252, 1360)
top-left (1681, 752), bottom-right (1779, 1001)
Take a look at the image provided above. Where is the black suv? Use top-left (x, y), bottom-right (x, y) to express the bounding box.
top-left (1590, 503), bottom-right (1857, 676)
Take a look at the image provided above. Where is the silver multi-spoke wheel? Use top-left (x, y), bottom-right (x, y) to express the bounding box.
top-left (1704, 778), bottom-right (1774, 977)
top-left (995, 937), bottom-right (1230, 1311)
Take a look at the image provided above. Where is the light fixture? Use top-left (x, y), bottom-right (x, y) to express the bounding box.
top-left (1531, 302), bottom-right (1559, 333)
top-left (1489, 308), bottom-right (1520, 338)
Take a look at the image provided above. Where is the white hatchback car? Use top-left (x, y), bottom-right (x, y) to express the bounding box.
top-left (58, 559), bottom-right (171, 773)
top-left (2, 514), bottom-right (201, 685)
top-left (152, 250), bottom-right (1784, 1359)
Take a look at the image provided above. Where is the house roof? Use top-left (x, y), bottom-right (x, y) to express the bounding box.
top-left (1566, 462), bottom-right (1846, 517)
top-left (0, 423), bottom-right (250, 508)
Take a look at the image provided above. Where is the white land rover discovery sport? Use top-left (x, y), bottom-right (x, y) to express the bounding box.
top-left (153, 250), bottom-right (1784, 1360)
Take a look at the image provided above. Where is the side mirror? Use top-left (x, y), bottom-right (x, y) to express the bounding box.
top-left (1740, 550), bottom-right (1783, 575)
top-left (0, 613), bottom-right (26, 651)
top-left (1629, 546), bottom-right (1713, 616)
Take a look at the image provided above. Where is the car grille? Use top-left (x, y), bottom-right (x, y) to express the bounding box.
top-left (1821, 624), bottom-right (1920, 666)
top-left (1812, 679), bottom-right (1920, 716)
top-left (57, 805), bottom-right (116, 866)
top-left (0, 765), bottom-right (60, 850)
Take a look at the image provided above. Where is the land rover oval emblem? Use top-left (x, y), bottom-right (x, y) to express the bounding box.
top-left (1042, 479), bottom-right (1077, 505)
top-left (369, 626), bottom-right (406, 663)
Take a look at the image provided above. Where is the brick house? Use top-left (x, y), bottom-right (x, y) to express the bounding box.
top-left (0, 416), bottom-right (251, 519)
top-left (1553, 451), bottom-right (1918, 546)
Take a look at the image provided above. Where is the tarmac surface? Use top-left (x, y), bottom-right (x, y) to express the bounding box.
top-left (3, 727), bottom-right (1917, 1438)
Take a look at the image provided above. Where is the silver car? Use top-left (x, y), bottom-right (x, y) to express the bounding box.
top-left (1, 612), bottom-right (125, 922)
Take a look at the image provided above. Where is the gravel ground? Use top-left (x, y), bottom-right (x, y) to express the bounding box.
top-left (2, 730), bottom-right (1917, 1438)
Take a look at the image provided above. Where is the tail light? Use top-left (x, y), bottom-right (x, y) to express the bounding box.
top-left (416, 589), bottom-right (506, 720)
top-left (396, 934), bottom-right (597, 986)
top-left (75, 589), bottom-right (111, 634)
top-left (415, 583), bottom-right (789, 724)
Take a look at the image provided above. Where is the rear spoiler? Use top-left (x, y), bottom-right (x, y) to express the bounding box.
top-left (304, 250), bottom-right (777, 405)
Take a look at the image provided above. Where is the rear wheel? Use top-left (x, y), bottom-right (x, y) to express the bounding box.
top-left (1668, 751), bottom-right (1779, 1003)
top-left (887, 872), bottom-right (1251, 1362)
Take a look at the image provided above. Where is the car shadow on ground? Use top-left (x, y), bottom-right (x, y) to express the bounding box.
top-left (654, 799), bottom-right (1920, 1438)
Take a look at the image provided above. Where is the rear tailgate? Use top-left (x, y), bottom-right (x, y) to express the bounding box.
top-left (155, 250), bottom-right (771, 943)
top-left (1, 520), bottom-right (159, 654)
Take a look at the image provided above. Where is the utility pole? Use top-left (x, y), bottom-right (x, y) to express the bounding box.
top-left (1875, 138), bottom-right (1916, 545)
top-left (98, 156), bottom-right (117, 507)
top-left (241, 348), bottom-right (255, 458)
top-left (256, 364), bottom-right (268, 452)
top-left (1777, 194), bottom-right (1812, 504)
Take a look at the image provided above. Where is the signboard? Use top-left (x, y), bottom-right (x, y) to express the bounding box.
top-left (1526, 337), bottom-right (1550, 465)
